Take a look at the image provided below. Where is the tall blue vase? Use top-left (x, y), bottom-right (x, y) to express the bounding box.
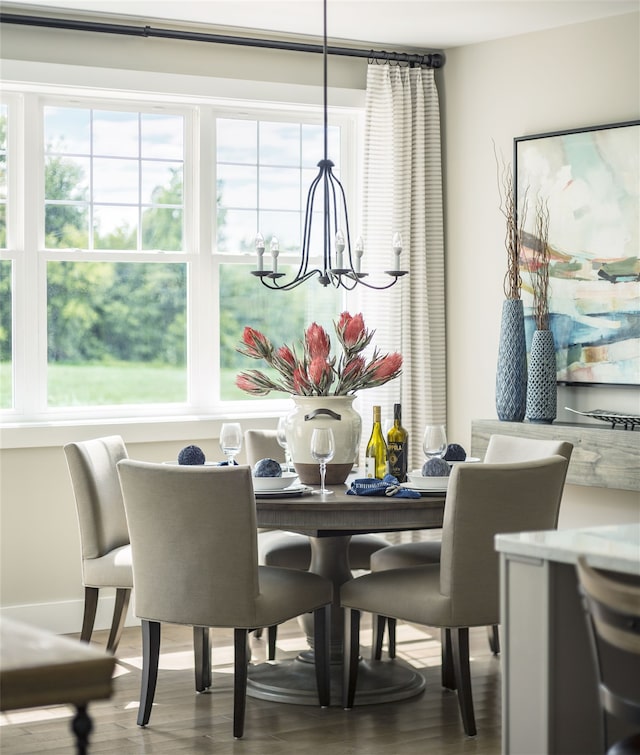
top-left (495, 299), bottom-right (527, 422)
top-left (526, 329), bottom-right (557, 424)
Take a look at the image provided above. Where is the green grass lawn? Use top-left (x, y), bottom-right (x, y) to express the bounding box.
top-left (0, 362), bottom-right (258, 408)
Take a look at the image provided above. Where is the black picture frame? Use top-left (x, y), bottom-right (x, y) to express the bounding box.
top-left (514, 120), bottom-right (640, 387)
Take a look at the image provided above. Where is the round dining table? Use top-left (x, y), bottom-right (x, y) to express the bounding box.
top-left (249, 482), bottom-right (446, 706)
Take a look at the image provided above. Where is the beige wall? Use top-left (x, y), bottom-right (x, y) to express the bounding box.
top-left (1, 12), bottom-right (639, 631)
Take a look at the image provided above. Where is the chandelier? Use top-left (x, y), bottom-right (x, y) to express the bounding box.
top-left (251, 0), bottom-right (408, 291)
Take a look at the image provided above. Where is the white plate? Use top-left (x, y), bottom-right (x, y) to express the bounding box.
top-left (401, 479), bottom-right (449, 493)
top-left (404, 474), bottom-right (450, 492)
top-left (252, 471), bottom-right (299, 492)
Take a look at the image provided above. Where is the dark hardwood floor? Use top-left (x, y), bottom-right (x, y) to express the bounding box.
top-left (1, 617), bottom-right (502, 754)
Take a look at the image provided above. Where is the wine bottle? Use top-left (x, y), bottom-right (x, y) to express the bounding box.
top-left (364, 405), bottom-right (388, 479)
top-left (387, 403), bottom-right (408, 482)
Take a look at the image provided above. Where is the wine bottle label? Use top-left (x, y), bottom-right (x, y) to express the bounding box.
top-left (364, 457), bottom-right (377, 478)
top-left (388, 441), bottom-right (407, 482)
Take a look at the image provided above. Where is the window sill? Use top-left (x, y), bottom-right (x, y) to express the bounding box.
top-left (0, 412), bottom-right (278, 450)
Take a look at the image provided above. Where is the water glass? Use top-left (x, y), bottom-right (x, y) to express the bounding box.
top-left (220, 422), bottom-right (242, 464)
top-left (310, 427), bottom-right (335, 495)
top-left (422, 424), bottom-right (447, 460)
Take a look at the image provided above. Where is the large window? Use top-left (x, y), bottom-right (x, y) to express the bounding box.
top-left (0, 89), bottom-right (357, 423)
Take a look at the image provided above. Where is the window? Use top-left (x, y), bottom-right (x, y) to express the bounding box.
top-left (0, 87), bottom-right (359, 424)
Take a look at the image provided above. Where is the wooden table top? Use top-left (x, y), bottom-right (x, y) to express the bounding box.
top-left (255, 484), bottom-right (446, 536)
top-left (0, 618), bottom-right (115, 712)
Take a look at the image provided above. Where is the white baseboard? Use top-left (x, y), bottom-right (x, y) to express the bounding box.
top-left (0, 593), bottom-right (139, 635)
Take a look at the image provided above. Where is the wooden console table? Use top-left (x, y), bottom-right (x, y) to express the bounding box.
top-left (0, 618), bottom-right (115, 754)
top-left (471, 419), bottom-right (640, 492)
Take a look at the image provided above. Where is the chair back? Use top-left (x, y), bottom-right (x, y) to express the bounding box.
top-left (576, 555), bottom-right (640, 728)
top-left (64, 436), bottom-right (129, 560)
top-left (439, 455), bottom-right (570, 626)
top-left (485, 433), bottom-right (573, 464)
top-left (117, 460), bottom-right (261, 628)
top-left (245, 429), bottom-right (285, 466)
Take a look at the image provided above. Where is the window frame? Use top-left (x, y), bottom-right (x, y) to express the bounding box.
top-left (0, 76), bottom-right (364, 441)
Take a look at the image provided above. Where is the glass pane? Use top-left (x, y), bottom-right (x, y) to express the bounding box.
top-left (44, 106), bottom-right (91, 154)
top-left (141, 208), bottom-right (183, 251)
top-left (0, 259), bottom-right (12, 409)
top-left (141, 113), bottom-right (183, 160)
top-left (302, 123), bottom-right (340, 166)
top-left (259, 122), bottom-right (300, 166)
top-left (93, 205), bottom-right (138, 249)
top-left (257, 210), bottom-right (300, 251)
top-left (93, 110), bottom-right (139, 157)
top-left (47, 261), bottom-right (187, 407)
top-left (217, 164), bottom-right (257, 209)
top-left (141, 162), bottom-right (182, 205)
top-left (217, 119), bottom-right (257, 164)
top-left (93, 157), bottom-right (138, 203)
top-left (45, 204), bottom-right (89, 249)
top-left (217, 208), bottom-right (257, 253)
top-left (219, 262), bottom-right (343, 401)
top-left (259, 167), bottom-right (300, 210)
top-left (0, 103), bottom-right (6, 203)
top-left (0, 205), bottom-right (5, 249)
top-left (45, 156), bottom-right (89, 201)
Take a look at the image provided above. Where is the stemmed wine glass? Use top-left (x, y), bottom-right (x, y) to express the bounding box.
top-left (422, 424), bottom-right (447, 461)
top-left (310, 427), bottom-right (335, 496)
top-left (220, 422), bottom-right (242, 465)
top-left (276, 416), bottom-right (293, 472)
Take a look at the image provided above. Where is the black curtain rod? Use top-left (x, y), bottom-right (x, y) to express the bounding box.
top-left (0, 12), bottom-right (445, 68)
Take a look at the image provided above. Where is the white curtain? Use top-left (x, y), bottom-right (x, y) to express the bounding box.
top-left (356, 64), bottom-right (445, 472)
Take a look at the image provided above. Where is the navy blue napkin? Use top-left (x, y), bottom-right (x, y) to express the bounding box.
top-left (347, 473), bottom-right (421, 498)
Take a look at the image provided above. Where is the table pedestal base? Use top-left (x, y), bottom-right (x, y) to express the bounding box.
top-left (247, 655), bottom-right (425, 707)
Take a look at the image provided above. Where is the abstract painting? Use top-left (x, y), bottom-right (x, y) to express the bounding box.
top-left (515, 120), bottom-right (639, 386)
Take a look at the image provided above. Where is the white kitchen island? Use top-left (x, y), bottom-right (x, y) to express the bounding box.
top-left (496, 523), bottom-right (640, 755)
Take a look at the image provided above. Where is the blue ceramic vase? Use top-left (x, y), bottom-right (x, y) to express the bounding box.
top-left (495, 299), bottom-right (527, 422)
top-left (526, 329), bottom-right (557, 424)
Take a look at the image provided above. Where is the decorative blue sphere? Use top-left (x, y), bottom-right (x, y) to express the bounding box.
top-left (254, 458), bottom-right (282, 477)
top-left (178, 445), bottom-right (206, 465)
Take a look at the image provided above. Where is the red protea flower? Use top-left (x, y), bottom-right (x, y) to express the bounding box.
top-left (304, 322), bottom-right (331, 360)
top-left (237, 326), bottom-right (273, 361)
top-left (335, 311), bottom-right (374, 355)
top-left (308, 356), bottom-right (333, 393)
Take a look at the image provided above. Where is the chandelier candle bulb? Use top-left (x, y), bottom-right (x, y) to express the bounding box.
top-left (392, 232), bottom-right (403, 269)
top-left (270, 237), bottom-right (279, 275)
top-left (255, 233), bottom-right (265, 272)
top-left (355, 236), bottom-right (364, 274)
top-left (336, 230), bottom-right (345, 269)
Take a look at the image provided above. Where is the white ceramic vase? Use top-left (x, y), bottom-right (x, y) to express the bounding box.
top-left (284, 395), bottom-right (361, 485)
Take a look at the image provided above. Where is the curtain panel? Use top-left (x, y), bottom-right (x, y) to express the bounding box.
top-left (358, 64), bottom-right (446, 472)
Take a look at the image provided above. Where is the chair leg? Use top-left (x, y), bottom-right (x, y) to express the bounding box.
top-left (138, 620), bottom-right (161, 726)
top-left (233, 628), bottom-right (249, 739)
top-left (451, 627), bottom-right (477, 736)
top-left (80, 587), bottom-right (99, 643)
top-left (487, 624), bottom-right (500, 655)
top-left (388, 617), bottom-right (396, 659)
top-left (106, 588), bottom-right (131, 654)
top-left (343, 607), bottom-right (361, 709)
top-left (313, 606), bottom-right (331, 707)
top-left (253, 627), bottom-right (263, 639)
top-left (267, 625), bottom-right (277, 661)
top-left (193, 626), bottom-right (211, 691)
top-left (372, 614), bottom-right (385, 660)
top-left (441, 627), bottom-right (456, 690)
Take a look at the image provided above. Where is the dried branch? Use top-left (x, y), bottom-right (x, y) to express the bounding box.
top-left (494, 143), bottom-right (527, 300)
top-left (530, 196), bottom-right (550, 330)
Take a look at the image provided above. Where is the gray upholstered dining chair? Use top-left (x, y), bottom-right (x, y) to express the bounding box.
top-left (370, 433), bottom-right (574, 659)
top-left (117, 459), bottom-right (332, 739)
top-left (341, 455), bottom-right (570, 736)
top-left (63, 435), bottom-right (132, 654)
top-left (576, 555), bottom-right (640, 754)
